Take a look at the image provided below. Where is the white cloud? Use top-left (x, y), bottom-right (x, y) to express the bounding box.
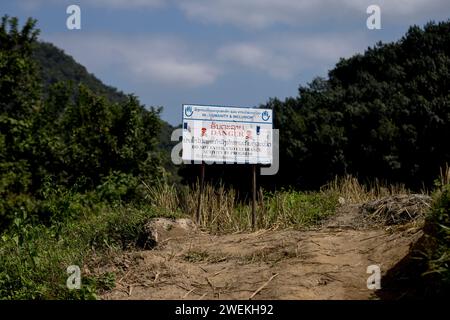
top-left (20, 0), bottom-right (450, 29)
top-left (218, 32), bottom-right (367, 79)
top-left (86, 0), bottom-right (165, 9)
top-left (177, 0), bottom-right (450, 29)
top-left (35, 0), bottom-right (449, 89)
top-left (218, 43), bottom-right (291, 79)
top-left (131, 58), bottom-right (219, 87)
top-left (44, 33), bottom-right (220, 87)
top-left (178, 0), bottom-right (320, 29)
top-left (20, 0), bottom-right (165, 10)
top-left (44, 30), bottom-right (368, 86)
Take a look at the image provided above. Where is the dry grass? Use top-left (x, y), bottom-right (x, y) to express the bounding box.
top-left (324, 175), bottom-right (411, 204)
top-left (361, 194), bottom-right (431, 225)
top-left (181, 183), bottom-right (243, 232)
top-left (143, 174), bottom-right (436, 232)
top-left (142, 181), bottom-right (180, 213)
top-left (439, 164), bottom-right (450, 187)
top-left (143, 182), bottom-right (338, 233)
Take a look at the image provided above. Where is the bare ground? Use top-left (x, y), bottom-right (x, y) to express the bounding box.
top-left (97, 204), bottom-right (424, 300)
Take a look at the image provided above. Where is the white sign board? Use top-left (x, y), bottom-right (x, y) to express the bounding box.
top-left (182, 104), bottom-right (273, 164)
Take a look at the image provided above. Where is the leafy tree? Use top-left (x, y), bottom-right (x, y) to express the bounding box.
top-left (262, 20), bottom-right (450, 189)
top-left (0, 16), bottom-right (41, 228)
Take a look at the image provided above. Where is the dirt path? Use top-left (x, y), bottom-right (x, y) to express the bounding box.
top-left (99, 206), bottom-right (423, 300)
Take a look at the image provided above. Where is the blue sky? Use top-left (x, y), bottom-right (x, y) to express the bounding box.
top-left (2, 0), bottom-right (449, 125)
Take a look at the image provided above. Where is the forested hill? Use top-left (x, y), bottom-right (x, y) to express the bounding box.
top-left (31, 41), bottom-right (174, 150)
top-left (32, 41), bottom-right (126, 103)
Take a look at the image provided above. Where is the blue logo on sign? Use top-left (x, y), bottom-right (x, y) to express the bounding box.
top-left (261, 111), bottom-right (270, 121)
top-left (185, 105), bottom-right (193, 117)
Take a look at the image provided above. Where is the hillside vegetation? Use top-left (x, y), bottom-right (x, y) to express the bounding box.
top-left (265, 21), bottom-right (450, 189)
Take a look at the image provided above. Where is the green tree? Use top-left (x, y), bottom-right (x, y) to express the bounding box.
top-left (262, 20), bottom-right (450, 189)
top-left (0, 16), bottom-right (41, 229)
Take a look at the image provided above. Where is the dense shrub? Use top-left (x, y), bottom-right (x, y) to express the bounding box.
top-left (265, 21), bottom-right (450, 190)
top-left (422, 183), bottom-right (450, 295)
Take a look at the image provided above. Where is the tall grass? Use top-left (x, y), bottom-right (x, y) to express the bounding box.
top-left (438, 164), bottom-right (450, 187)
top-left (144, 182), bottom-right (339, 232)
top-left (142, 181), bottom-right (180, 215)
top-left (324, 175), bottom-right (410, 204)
top-left (143, 175), bottom-right (420, 232)
top-left (260, 189), bottom-right (338, 229)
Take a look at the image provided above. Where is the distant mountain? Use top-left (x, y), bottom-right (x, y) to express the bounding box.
top-left (32, 41), bottom-right (127, 103)
top-left (31, 41), bottom-right (175, 160)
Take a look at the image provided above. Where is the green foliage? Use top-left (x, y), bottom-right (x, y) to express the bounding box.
top-left (96, 171), bottom-right (139, 203)
top-left (31, 40), bottom-right (176, 183)
top-left (262, 20), bottom-right (450, 189)
top-left (32, 41), bottom-right (126, 103)
top-left (0, 16), bottom-right (41, 119)
top-left (422, 183), bottom-right (450, 294)
top-left (0, 189), bottom-right (179, 299)
top-left (91, 206), bottom-right (160, 250)
top-left (262, 189), bottom-right (338, 228)
top-left (45, 84), bottom-right (165, 189)
top-left (36, 178), bottom-right (99, 226)
top-left (0, 219), bottom-right (87, 299)
top-left (0, 16), bottom-right (41, 230)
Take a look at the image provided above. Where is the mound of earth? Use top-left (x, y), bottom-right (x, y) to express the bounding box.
top-left (93, 199), bottom-right (427, 300)
top-left (144, 218), bottom-right (197, 244)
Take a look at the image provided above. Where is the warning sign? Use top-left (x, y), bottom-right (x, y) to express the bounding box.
top-left (182, 104), bottom-right (273, 164)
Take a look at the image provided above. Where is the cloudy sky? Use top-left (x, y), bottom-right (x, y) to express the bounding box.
top-left (2, 0), bottom-right (449, 124)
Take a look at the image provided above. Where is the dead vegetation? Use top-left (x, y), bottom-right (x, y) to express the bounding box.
top-left (324, 175), bottom-right (412, 204)
top-left (144, 182), bottom-right (338, 232)
top-left (362, 194), bottom-right (432, 225)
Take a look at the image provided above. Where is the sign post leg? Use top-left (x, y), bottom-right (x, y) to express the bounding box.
top-left (252, 164), bottom-right (257, 230)
top-left (196, 162), bottom-right (205, 224)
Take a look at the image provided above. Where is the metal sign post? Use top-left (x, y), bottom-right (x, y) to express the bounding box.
top-left (196, 162), bottom-right (205, 224)
top-left (252, 164), bottom-right (257, 229)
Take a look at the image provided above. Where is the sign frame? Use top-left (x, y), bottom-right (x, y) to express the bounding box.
top-left (181, 103), bottom-right (274, 165)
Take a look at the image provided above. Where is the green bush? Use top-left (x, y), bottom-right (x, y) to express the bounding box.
top-left (0, 190), bottom-right (182, 300)
top-left (422, 183), bottom-right (450, 294)
top-left (90, 206), bottom-right (165, 250)
top-left (0, 223), bottom-right (88, 299)
top-left (263, 189), bottom-right (338, 228)
top-left (96, 171), bottom-right (139, 203)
